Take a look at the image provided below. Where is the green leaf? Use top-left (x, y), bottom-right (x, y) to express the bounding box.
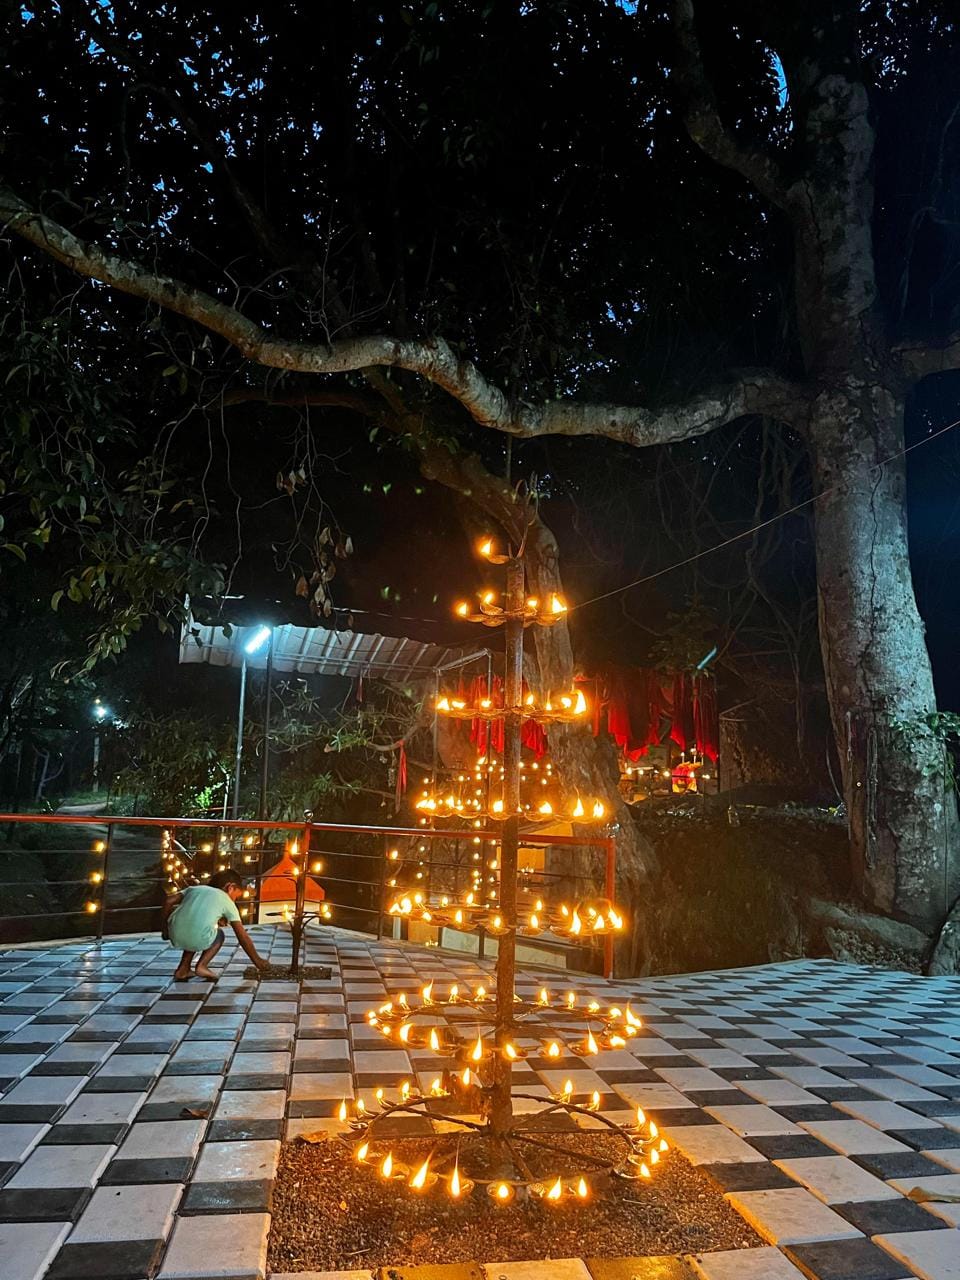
top-left (51, 589), bottom-right (64, 611)
top-left (2, 542), bottom-right (26, 561)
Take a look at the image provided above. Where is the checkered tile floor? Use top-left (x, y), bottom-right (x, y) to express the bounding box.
top-left (0, 928), bottom-right (959, 1280)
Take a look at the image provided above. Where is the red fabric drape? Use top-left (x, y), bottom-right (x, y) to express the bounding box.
top-left (592, 667), bottom-right (665, 759)
top-left (670, 672), bottom-right (695, 752)
top-left (394, 743), bottom-right (407, 810)
top-left (467, 675), bottom-right (546, 759)
top-left (693, 674), bottom-right (719, 762)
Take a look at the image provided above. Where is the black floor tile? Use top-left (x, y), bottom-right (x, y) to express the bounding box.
top-left (180, 1178), bottom-right (273, 1214)
top-left (811, 1086), bottom-right (875, 1102)
top-left (161, 1058), bottom-right (231, 1076)
top-left (906, 1098), bottom-right (960, 1116)
top-left (714, 1067), bottom-right (777, 1082)
top-left (683, 1090), bottom-right (746, 1107)
top-left (0, 1186), bottom-right (90, 1221)
top-left (851, 1150), bottom-right (951, 1180)
top-left (888, 1126), bottom-right (959, 1149)
top-left (208, 1118), bottom-right (283, 1141)
top-left (114, 1041), bottom-right (181, 1055)
top-left (46, 1238), bottom-right (164, 1280)
top-left (137, 1102), bottom-right (212, 1122)
top-left (0, 1104), bottom-right (64, 1122)
top-left (41, 1122), bottom-right (129, 1144)
top-left (595, 1069), bottom-right (663, 1085)
top-left (784, 1237), bottom-right (913, 1280)
top-left (772, 1104), bottom-right (839, 1123)
top-left (700, 1160), bottom-right (797, 1192)
top-left (101, 1156), bottom-right (195, 1184)
top-left (830, 1065), bottom-right (889, 1080)
top-left (224, 1073), bottom-right (287, 1091)
top-left (0, 1161), bottom-right (16, 1186)
top-left (644, 1107), bottom-right (711, 1127)
top-left (84, 1075), bottom-right (154, 1093)
top-left (834, 1197), bottom-right (948, 1234)
top-left (744, 1133), bottom-right (836, 1159)
top-left (29, 1061), bottom-right (101, 1077)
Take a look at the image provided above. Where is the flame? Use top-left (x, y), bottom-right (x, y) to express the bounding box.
top-left (562, 1078), bottom-right (573, 1098)
top-left (475, 985), bottom-right (487, 1001)
top-left (572, 797), bottom-right (585, 818)
top-left (586, 1030), bottom-right (599, 1055)
top-left (649, 1120), bottom-right (659, 1138)
top-left (576, 1176), bottom-right (589, 1199)
top-left (538, 988), bottom-right (550, 1006)
top-left (547, 1176), bottom-right (563, 1200)
top-left (431, 1078), bottom-right (444, 1096)
top-left (546, 1041), bottom-right (561, 1058)
top-left (481, 590), bottom-right (496, 606)
top-left (456, 602), bottom-right (469, 617)
top-left (538, 801), bottom-right (553, 816)
top-left (650, 1148), bottom-right (660, 1165)
top-left (355, 1141), bottom-right (369, 1162)
top-left (356, 1097), bottom-right (366, 1116)
top-left (398, 992), bottom-right (409, 1010)
top-left (592, 801), bottom-right (605, 820)
top-left (411, 1157), bottom-right (431, 1190)
top-left (590, 1090), bottom-right (601, 1110)
top-left (593, 914), bottom-right (605, 932)
top-left (504, 1042), bottom-right (518, 1060)
top-left (550, 595), bottom-right (567, 615)
top-left (478, 537), bottom-right (494, 557)
top-left (399, 1024), bottom-right (412, 1044)
top-left (461, 1066), bottom-right (471, 1086)
top-left (640, 1162), bottom-right (651, 1178)
top-left (454, 910), bottom-right (464, 925)
top-left (381, 1152), bottom-right (394, 1178)
top-left (449, 984), bottom-right (459, 1002)
top-left (471, 1034), bottom-right (484, 1062)
top-left (570, 909), bottom-right (582, 936)
top-left (430, 1028), bottom-right (441, 1052)
top-left (610, 1034), bottom-right (626, 1047)
top-left (636, 1107), bottom-right (646, 1128)
top-left (450, 1163), bottom-right (462, 1197)
top-left (495, 1181), bottom-right (512, 1201)
top-left (659, 1138), bottom-right (669, 1152)
top-left (375, 1088), bottom-right (385, 1106)
top-left (574, 689), bottom-right (587, 715)
top-left (436, 696), bottom-right (451, 711)
top-left (337, 1099), bottom-right (348, 1123)
top-left (491, 799), bottom-right (504, 814)
top-left (566, 991), bottom-right (576, 1007)
top-left (608, 910), bottom-right (624, 930)
top-left (625, 1006), bottom-right (641, 1028)
top-left (526, 597), bottom-right (539, 611)
top-left (400, 1080), bottom-right (411, 1101)
top-left (529, 913), bottom-right (539, 929)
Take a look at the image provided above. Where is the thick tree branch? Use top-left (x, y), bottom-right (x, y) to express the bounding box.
top-left (672, 0), bottom-right (789, 210)
top-left (892, 332), bottom-right (960, 382)
top-left (1, 187), bottom-right (800, 445)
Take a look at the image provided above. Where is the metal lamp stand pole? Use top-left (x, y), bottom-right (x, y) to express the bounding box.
top-left (489, 554), bottom-right (525, 1136)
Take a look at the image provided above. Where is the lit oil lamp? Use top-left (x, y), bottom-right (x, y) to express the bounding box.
top-left (487, 1180), bottom-right (515, 1204)
top-left (409, 1156), bottom-right (439, 1193)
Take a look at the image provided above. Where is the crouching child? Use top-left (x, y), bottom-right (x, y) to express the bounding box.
top-left (163, 868), bottom-right (270, 981)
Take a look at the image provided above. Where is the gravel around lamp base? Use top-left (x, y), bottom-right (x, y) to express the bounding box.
top-left (267, 1131), bottom-right (761, 1271)
top-left (243, 963), bottom-right (332, 980)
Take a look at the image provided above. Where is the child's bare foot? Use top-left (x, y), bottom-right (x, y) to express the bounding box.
top-left (194, 964), bottom-right (219, 981)
top-left (173, 966), bottom-right (192, 982)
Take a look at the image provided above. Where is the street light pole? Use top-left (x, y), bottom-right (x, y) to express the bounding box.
top-left (259, 635), bottom-right (274, 823)
top-left (92, 700), bottom-right (109, 794)
top-left (232, 655), bottom-right (247, 819)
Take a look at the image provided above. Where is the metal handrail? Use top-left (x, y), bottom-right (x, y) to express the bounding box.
top-left (0, 812), bottom-right (617, 975)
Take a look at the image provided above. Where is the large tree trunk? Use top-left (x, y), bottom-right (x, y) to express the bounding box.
top-left (808, 385), bottom-right (959, 929)
top-left (524, 519), bottom-right (659, 974)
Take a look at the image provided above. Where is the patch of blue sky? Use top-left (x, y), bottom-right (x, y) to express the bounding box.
top-left (770, 51), bottom-right (788, 109)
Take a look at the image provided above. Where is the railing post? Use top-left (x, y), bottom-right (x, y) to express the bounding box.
top-left (96, 824), bottom-right (114, 944)
top-left (603, 835), bottom-right (616, 980)
top-left (376, 838), bottom-right (387, 940)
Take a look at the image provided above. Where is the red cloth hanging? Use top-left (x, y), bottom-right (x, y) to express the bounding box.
top-left (394, 743), bottom-right (408, 810)
top-left (521, 718), bottom-right (548, 758)
top-left (693, 674), bottom-right (719, 762)
top-left (670, 672), bottom-right (695, 752)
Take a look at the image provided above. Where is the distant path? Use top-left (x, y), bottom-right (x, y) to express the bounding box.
top-left (54, 804), bottom-right (165, 896)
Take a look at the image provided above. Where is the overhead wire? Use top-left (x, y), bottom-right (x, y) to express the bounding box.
top-left (570, 413), bottom-right (960, 613)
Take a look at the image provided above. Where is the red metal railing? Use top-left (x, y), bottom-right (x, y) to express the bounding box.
top-left (0, 813), bottom-right (618, 976)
